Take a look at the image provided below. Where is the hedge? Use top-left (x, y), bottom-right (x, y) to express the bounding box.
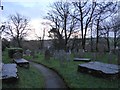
top-left (7, 48), bottom-right (23, 58)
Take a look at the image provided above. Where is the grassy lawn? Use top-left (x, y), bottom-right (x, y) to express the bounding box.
top-left (2, 50), bottom-right (45, 88)
top-left (27, 52), bottom-right (119, 88)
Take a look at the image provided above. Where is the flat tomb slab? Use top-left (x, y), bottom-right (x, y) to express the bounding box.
top-left (78, 61), bottom-right (120, 78)
top-left (14, 58), bottom-right (29, 63)
top-left (14, 58), bottom-right (29, 68)
top-left (74, 58), bottom-right (91, 62)
top-left (1, 64), bottom-right (18, 81)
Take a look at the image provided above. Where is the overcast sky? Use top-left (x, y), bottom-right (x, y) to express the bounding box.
top-left (1, 0), bottom-right (57, 40)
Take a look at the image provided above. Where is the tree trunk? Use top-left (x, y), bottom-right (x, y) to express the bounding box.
top-left (106, 38), bottom-right (110, 52)
top-left (114, 31), bottom-right (117, 49)
top-left (91, 36), bottom-right (93, 52)
top-left (96, 19), bottom-right (100, 52)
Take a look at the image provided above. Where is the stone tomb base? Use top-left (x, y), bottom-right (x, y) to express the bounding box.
top-left (78, 61), bottom-right (120, 79)
top-left (74, 58), bottom-right (91, 62)
top-left (13, 58), bottom-right (29, 68)
top-left (1, 63), bottom-right (18, 82)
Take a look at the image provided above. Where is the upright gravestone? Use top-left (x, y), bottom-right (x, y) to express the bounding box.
top-left (31, 51), bottom-right (35, 59)
top-left (59, 50), bottom-right (66, 67)
top-left (92, 52), bottom-right (96, 61)
top-left (79, 49), bottom-right (84, 58)
top-left (108, 51), bottom-right (113, 64)
top-left (117, 50), bottom-right (120, 65)
top-left (13, 51), bottom-right (23, 59)
top-left (44, 49), bottom-right (51, 60)
top-left (66, 50), bottom-right (71, 62)
top-left (25, 49), bottom-right (31, 56)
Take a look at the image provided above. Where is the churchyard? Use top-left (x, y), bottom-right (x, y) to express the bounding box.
top-left (2, 49), bottom-right (44, 88)
top-left (1, 0), bottom-right (120, 89)
top-left (23, 49), bottom-right (120, 88)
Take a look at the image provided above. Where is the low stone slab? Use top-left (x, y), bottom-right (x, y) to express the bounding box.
top-left (1, 64), bottom-right (18, 81)
top-left (78, 61), bottom-right (120, 79)
top-left (14, 58), bottom-right (29, 68)
top-left (74, 58), bottom-right (91, 62)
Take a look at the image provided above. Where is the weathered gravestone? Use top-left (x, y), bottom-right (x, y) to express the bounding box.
top-left (13, 51), bottom-right (23, 59)
top-left (25, 49), bottom-right (31, 56)
top-left (91, 52), bottom-right (96, 61)
top-left (117, 50), bottom-right (120, 65)
top-left (44, 49), bottom-right (51, 60)
top-left (58, 50), bottom-right (66, 67)
top-left (78, 49), bottom-right (85, 58)
top-left (66, 50), bottom-right (71, 62)
top-left (13, 51), bottom-right (29, 68)
top-left (108, 51), bottom-right (113, 64)
top-left (53, 50), bottom-right (59, 60)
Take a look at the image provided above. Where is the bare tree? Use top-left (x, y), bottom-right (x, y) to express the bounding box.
top-left (99, 21), bottom-right (112, 52)
top-left (35, 28), bottom-right (45, 50)
top-left (4, 13), bottom-right (31, 47)
top-left (93, 2), bottom-right (117, 52)
top-left (72, 0), bottom-right (97, 50)
top-left (46, 1), bottom-right (78, 50)
top-left (111, 16), bottom-right (120, 49)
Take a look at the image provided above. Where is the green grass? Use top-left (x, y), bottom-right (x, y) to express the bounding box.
top-left (29, 53), bottom-right (119, 88)
top-left (2, 50), bottom-right (45, 88)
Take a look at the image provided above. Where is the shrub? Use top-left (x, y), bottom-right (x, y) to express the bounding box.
top-left (7, 48), bottom-right (23, 58)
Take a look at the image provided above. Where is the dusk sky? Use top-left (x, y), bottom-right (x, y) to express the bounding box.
top-left (1, 0), bottom-right (57, 40)
top-left (1, 0), bottom-right (119, 40)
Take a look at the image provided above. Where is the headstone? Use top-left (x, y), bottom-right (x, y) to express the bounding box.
top-left (25, 49), bottom-right (31, 56)
top-left (66, 50), bottom-right (71, 62)
top-left (53, 50), bottom-right (59, 60)
top-left (78, 49), bottom-right (84, 58)
top-left (31, 51), bottom-right (35, 58)
top-left (44, 49), bottom-right (51, 60)
top-left (108, 51), bottom-right (113, 64)
top-left (117, 50), bottom-right (120, 65)
top-left (58, 50), bottom-right (66, 67)
top-left (13, 51), bottom-right (22, 59)
top-left (92, 52), bottom-right (96, 61)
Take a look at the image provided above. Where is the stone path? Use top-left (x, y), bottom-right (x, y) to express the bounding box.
top-left (30, 61), bottom-right (67, 89)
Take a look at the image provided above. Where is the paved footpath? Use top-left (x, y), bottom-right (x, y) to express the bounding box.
top-left (30, 61), bottom-right (68, 89)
